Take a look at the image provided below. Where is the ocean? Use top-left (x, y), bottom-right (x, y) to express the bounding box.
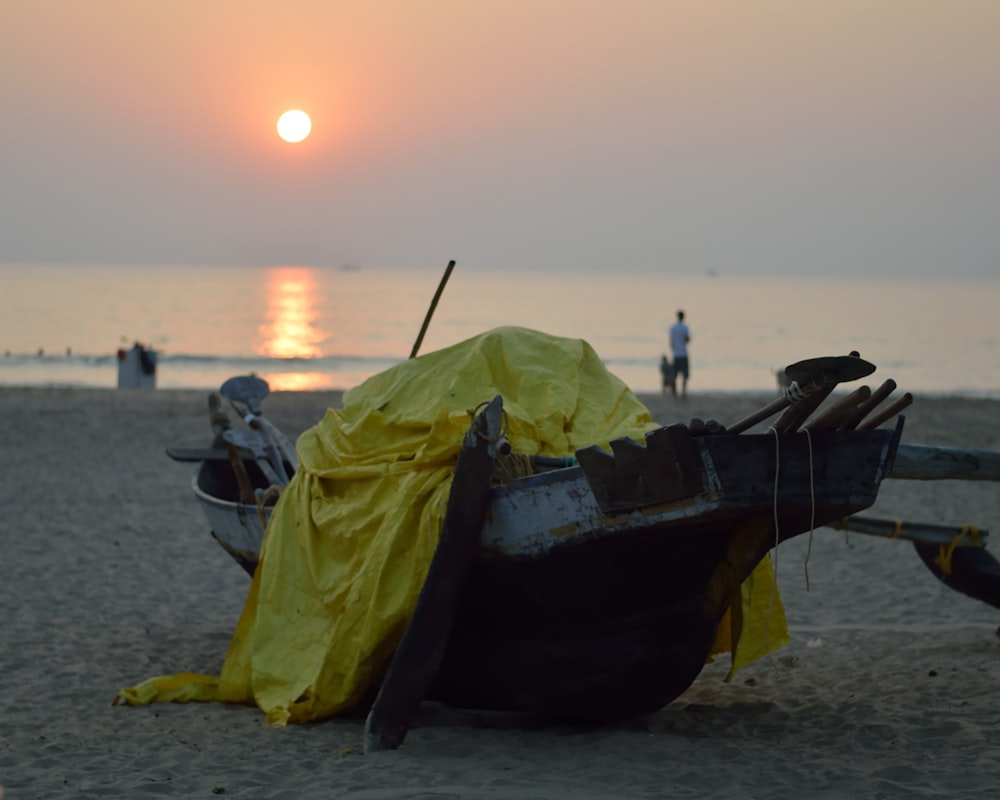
top-left (1, 263), bottom-right (998, 397)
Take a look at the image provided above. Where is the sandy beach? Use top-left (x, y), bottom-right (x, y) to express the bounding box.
top-left (2, 386), bottom-right (998, 799)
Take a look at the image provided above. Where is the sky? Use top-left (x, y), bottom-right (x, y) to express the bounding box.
top-left (2, 0), bottom-right (999, 277)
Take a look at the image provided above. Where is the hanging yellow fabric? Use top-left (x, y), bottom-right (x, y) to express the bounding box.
top-left (115, 326), bottom-right (788, 723)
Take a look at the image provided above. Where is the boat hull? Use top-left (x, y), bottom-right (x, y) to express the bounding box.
top-left (193, 460), bottom-right (271, 577)
top-left (429, 427), bottom-right (900, 717)
top-left (195, 425), bottom-right (901, 718)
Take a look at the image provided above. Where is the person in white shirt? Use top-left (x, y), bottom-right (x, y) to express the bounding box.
top-left (669, 310), bottom-right (690, 397)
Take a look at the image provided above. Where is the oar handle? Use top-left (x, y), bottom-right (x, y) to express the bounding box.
top-left (726, 379), bottom-right (821, 435)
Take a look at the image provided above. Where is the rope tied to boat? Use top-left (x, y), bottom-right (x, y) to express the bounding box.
top-left (764, 424), bottom-right (819, 676)
top-left (765, 426), bottom-right (783, 675)
top-left (783, 381), bottom-right (810, 403)
top-left (802, 428), bottom-right (816, 591)
top-left (934, 525), bottom-right (984, 578)
top-left (469, 401), bottom-right (509, 444)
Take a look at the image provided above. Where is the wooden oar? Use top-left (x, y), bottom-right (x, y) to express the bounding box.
top-left (364, 394), bottom-right (503, 753)
top-left (726, 354), bottom-right (875, 435)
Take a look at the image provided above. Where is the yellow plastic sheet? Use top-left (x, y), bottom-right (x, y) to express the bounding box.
top-left (117, 326), bottom-right (788, 723)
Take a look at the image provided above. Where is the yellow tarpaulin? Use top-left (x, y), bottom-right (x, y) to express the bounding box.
top-left (116, 326), bottom-right (787, 723)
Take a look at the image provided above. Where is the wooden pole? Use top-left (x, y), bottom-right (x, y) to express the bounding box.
top-left (890, 444), bottom-right (1000, 482)
top-left (803, 385), bottom-right (872, 431)
top-left (857, 392), bottom-right (913, 430)
top-left (409, 260), bottom-right (456, 359)
top-left (830, 514), bottom-right (990, 545)
top-left (772, 383), bottom-right (836, 433)
top-left (838, 379), bottom-right (897, 430)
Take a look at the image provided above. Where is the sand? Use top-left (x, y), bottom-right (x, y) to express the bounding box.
top-left (2, 386), bottom-right (998, 799)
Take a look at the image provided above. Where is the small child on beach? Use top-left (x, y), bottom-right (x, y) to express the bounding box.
top-left (659, 355), bottom-right (675, 395)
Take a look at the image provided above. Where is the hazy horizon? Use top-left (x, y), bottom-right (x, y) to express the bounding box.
top-left (3, 1), bottom-right (998, 277)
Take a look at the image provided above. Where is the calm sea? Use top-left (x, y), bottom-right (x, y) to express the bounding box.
top-left (1, 263), bottom-right (998, 397)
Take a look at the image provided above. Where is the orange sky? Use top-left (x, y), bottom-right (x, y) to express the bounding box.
top-left (2, 1), bottom-right (998, 276)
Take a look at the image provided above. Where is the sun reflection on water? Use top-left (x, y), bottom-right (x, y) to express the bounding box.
top-left (263, 371), bottom-right (341, 392)
top-left (256, 267), bottom-right (333, 390)
top-left (258, 267), bottom-right (328, 358)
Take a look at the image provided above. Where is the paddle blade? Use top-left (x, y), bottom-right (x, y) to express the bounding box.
top-left (220, 375), bottom-right (270, 415)
top-left (784, 354), bottom-right (875, 386)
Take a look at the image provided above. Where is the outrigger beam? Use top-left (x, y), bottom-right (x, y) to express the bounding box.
top-left (830, 515), bottom-right (990, 546)
top-left (890, 444), bottom-right (1000, 482)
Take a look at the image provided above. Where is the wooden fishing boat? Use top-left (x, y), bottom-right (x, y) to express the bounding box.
top-left (166, 355), bottom-right (1000, 751)
top-left (167, 382), bottom-right (294, 576)
top-left (423, 418), bottom-right (902, 720)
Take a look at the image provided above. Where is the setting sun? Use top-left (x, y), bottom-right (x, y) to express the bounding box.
top-left (276, 110), bottom-right (312, 143)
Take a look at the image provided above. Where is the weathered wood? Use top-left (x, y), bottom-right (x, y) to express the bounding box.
top-left (726, 391), bottom-right (801, 435)
top-left (773, 383), bottom-right (835, 433)
top-left (363, 394), bottom-right (503, 753)
top-left (890, 444), bottom-right (1000, 482)
top-left (830, 514), bottom-right (991, 545)
top-left (730, 354), bottom-right (876, 435)
top-left (835, 515), bottom-right (1000, 610)
top-left (838, 379), bottom-right (897, 430)
top-left (858, 392), bottom-right (913, 429)
top-left (803, 385), bottom-right (872, 431)
top-left (912, 541), bottom-right (1000, 610)
top-left (166, 447), bottom-right (252, 462)
top-left (429, 427), bottom-right (899, 719)
top-left (576, 424), bottom-right (703, 512)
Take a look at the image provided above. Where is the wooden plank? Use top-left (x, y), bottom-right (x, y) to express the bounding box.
top-left (576, 424), bottom-right (704, 512)
top-left (363, 394), bottom-right (503, 753)
top-left (165, 447), bottom-right (251, 462)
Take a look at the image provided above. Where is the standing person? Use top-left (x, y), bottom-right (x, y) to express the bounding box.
top-left (659, 354), bottom-right (674, 395)
top-left (669, 310), bottom-right (690, 398)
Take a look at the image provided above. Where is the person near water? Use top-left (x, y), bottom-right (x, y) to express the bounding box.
top-left (669, 310), bottom-right (690, 397)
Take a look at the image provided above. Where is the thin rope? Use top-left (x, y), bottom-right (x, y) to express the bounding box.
top-left (802, 428), bottom-right (815, 592)
top-left (765, 425), bottom-right (782, 676)
top-left (470, 402), bottom-right (509, 444)
top-left (783, 381), bottom-right (809, 402)
top-left (934, 525), bottom-right (983, 577)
